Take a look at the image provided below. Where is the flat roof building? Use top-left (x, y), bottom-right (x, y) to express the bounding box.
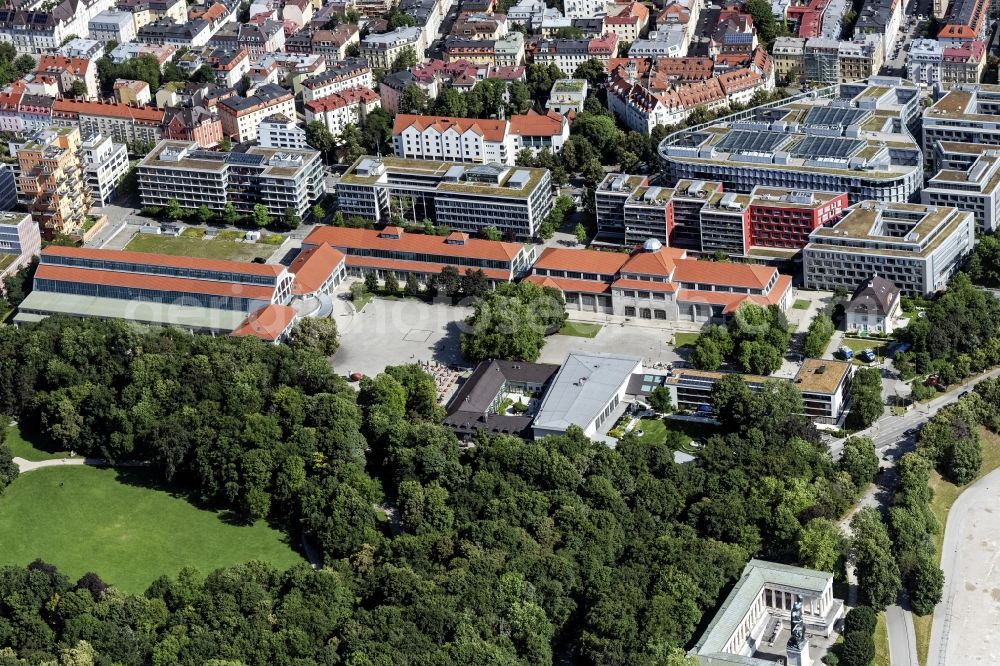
top-left (921, 149), bottom-right (1000, 233)
top-left (924, 84), bottom-right (1000, 169)
top-left (137, 140), bottom-right (325, 220)
top-left (532, 351), bottom-right (643, 440)
top-left (0, 211), bottom-right (40, 283)
top-left (335, 156), bottom-right (554, 240)
top-left (659, 78), bottom-right (924, 204)
top-left (803, 201), bottom-right (974, 296)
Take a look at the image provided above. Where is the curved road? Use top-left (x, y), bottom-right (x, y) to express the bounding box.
top-left (927, 466), bottom-right (1000, 666)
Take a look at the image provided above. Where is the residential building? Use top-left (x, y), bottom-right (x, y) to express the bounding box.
top-left (699, 191), bottom-right (752, 256)
top-left (335, 156), bottom-right (553, 239)
top-left (938, 0), bottom-right (990, 44)
top-left (509, 110), bottom-right (569, 155)
top-left (838, 36), bottom-right (883, 82)
top-left (525, 239), bottom-right (793, 321)
top-left (109, 43), bottom-right (177, 67)
top-left (162, 106), bottom-right (224, 148)
top-left (301, 25), bottom-right (360, 61)
top-left (88, 10), bottom-right (137, 43)
top-left (803, 201), bottom-right (975, 296)
top-left (443, 359), bottom-right (560, 440)
top-left (689, 560), bottom-right (843, 663)
top-left (603, 2), bottom-right (649, 44)
top-left (803, 37), bottom-right (840, 83)
top-left (924, 84), bottom-right (1000, 168)
top-left (0, 0), bottom-right (116, 53)
top-left (508, 0), bottom-right (548, 30)
top-left (845, 274), bottom-right (901, 335)
top-left (546, 78), bottom-right (588, 115)
top-left (853, 0), bottom-right (903, 53)
top-left (80, 133), bottom-right (129, 206)
top-left (303, 87), bottom-right (381, 136)
top-left (282, 0), bottom-right (312, 28)
top-left (493, 32), bottom-right (525, 67)
top-left (50, 99), bottom-right (165, 146)
top-left (300, 59), bottom-right (373, 101)
top-left (114, 80), bottom-right (152, 106)
top-left (0, 212), bottom-right (41, 284)
top-left (301, 224), bottom-right (533, 285)
top-left (941, 40), bottom-right (987, 84)
top-left (56, 38), bottom-right (104, 60)
top-left (137, 17), bottom-right (212, 47)
top-left (13, 127), bottom-right (91, 237)
top-left (563, 0), bottom-right (607, 19)
top-left (359, 27), bottom-right (426, 70)
top-left (118, 0), bottom-right (188, 29)
top-left (660, 79), bottom-right (924, 205)
top-left (772, 36), bottom-right (805, 83)
top-left (257, 113), bottom-right (308, 149)
top-left (208, 19), bottom-right (286, 58)
top-left (921, 149), bottom-right (1000, 232)
top-left (217, 84), bottom-right (296, 142)
top-left (137, 140), bottom-right (326, 219)
top-left (35, 55), bottom-right (98, 100)
top-left (451, 11), bottom-right (508, 40)
top-left (532, 32), bottom-right (618, 71)
top-left (907, 38), bottom-right (942, 87)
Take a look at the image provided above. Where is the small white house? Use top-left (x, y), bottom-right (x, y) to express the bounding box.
top-left (845, 275), bottom-right (901, 335)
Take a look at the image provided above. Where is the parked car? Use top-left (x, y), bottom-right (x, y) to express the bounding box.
top-left (858, 349), bottom-right (876, 363)
top-left (924, 374), bottom-right (939, 387)
top-left (838, 346), bottom-right (854, 360)
top-left (960, 390), bottom-right (971, 398)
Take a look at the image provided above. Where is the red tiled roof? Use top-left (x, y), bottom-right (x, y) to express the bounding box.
top-left (36, 55), bottom-right (92, 77)
top-left (508, 109), bottom-right (565, 138)
top-left (676, 274), bottom-right (791, 309)
top-left (672, 258), bottom-right (775, 289)
top-left (346, 255), bottom-right (512, 281)
top-left (289, 243), bottom-right (345, 295)
top-left (392, 113), bottom-right (508, 142)
top-left (35, 264), bottom-right (277, 300)
top-left (531, 247), bottom-right (629, 274)
top-left (41, 245), bottom-right (285, 277)
top-left (304, 85), bottom-right (379, 113)
top-left (230, 304), bottom-right (296, 340)
top-left (51, 99), bottom-right (166, 123)
top-left (621, 247), bottom-right (685, 276)
top-left (523, 274), bottom-right (611, 293)
top-left (611, 278), bottom-right (676, 292)
top-left (303, 226), bottom-right (523, 262)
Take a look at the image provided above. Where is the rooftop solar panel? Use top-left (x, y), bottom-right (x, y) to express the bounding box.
top-left (803, 106), bottom-right (870, 127)
top-left (714, 130), bottom-right (789, 154)
top-left (226, 152), bottom-right (266, 166)
top-left (789, 135), bottom-right (864, 159)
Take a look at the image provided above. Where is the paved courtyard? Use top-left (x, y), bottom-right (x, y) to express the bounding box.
top-left (332, 296), bottom-right (473, 378)
top-left (539, 322), bottom-right (684, 368)
top-left (930, 467), bottom-right (1000, 665)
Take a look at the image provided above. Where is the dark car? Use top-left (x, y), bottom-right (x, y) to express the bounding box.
top-left (960, 390), bottom-right (970, 398)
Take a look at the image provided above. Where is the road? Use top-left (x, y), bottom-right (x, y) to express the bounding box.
top-left (13, 456), bottom-right (149, 473)
top-left (828, 367), bottom-right (1000, 666)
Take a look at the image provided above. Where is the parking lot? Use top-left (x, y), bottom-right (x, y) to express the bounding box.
top-left (332, 296), bottom-right (473, 378)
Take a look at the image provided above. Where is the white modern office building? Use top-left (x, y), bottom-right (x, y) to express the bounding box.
top-left (659, 78), bottom-right (924, 204)
top-left (803, 201), bottom-right (975, 296)
top-left (81, 134), bottom-right (129, 206)
top-left (921, 149), bottom-right (1000, 233)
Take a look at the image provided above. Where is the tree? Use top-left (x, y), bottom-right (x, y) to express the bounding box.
top-left (843, 605), bottom-right (877, 636)
top-left (68, 80), bottom-right (88, 98)
top-left (166, 198), bottom-right (184, 221)
top-left (574, 222), bottom-right (587, 244)
top-left (746, 0), bottom-right (778, 46)
top-left (252, 204), bottom-right (271, 228)
top-left (290, 317), bottom-right (339, 356)
top-left (219, 136), bottom-right (232, 152)
top-left (947, 432), bottom-right (982, 485)
top-left (1, 257), bottom-right (37, 307)
top-left (439, 265), bottom-right (461, 300)
top-left (305, 121), bottom-right (336, 161)
top-left (364, 271), bottom-right (378, 293)
top-left (647, 386), bottom-right (673, 414)
top-left (839, 631), bottom-right (875, 666)
top-left (851, 506), bottom-right (901, 610)
top-left (908, 555), bottom-right (944, 615)
top-left (573, 58), bottom-right (608, 88)
top-left (461, 268), bottom-right (490, 300)
top-left (432, 86), bottom-right (468, 117)
top-left (399, 84), bottom-right (429, 114)
top-left (222, 202), bottom-right (238, 225)
top-left (482, 225), bottom-right (502, 241)
top-left (838, 437), bottom-right (879, 488)
top-left (283, 207), bottom-right (301, 231)
top-left (404, 272), bottom-right (421, 297)
top-left (383, 271), bottom-right (399, 295)
top-left (848, 368), bottom-right (884, 429)
top-left (803, 313), bottom-right (835, 358)
top-left (797, 518), bottom-right (846, 572)
top-left (461, 282), bottom-right (567, 362)
top-left (391, 46), bottom-right (419, 73)
top-left (691, 337), bottom-right (724, 371)
top-left (310, 203), bottom-right (325, 221)
top-left (537, 222), bottom-right (555, 239)
top-left (738, 340), bottom-right (782, 375)
top-left (350, 281), bottom-right (367, 302)
top-left (0, 434), bottom-right (18, 493)
top-left (196, 204), bottom-right (213, 224)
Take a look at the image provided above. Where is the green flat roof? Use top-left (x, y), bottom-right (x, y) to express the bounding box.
top-left (16, 292), bottom-right (248, 333)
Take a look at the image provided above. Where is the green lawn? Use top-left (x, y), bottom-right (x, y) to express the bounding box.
top-left (912, 427), bottom-right (1000, 665)
top-left (0, 467), bottom-right (304, 593)
top-left (180, 227), bottom-right (206, 238)
top-left (352, 291), bottom-right (373, 312)
top-left (673, 332), bottom-right (700, 348)
top-left (557, 321), bottom-right (602, 338)
top-left (126, 234), bottom-right (271, 262)
top-left (792, 299), bottom-right (810, 310)
top-left (3, 424), bottom-right (70, 461)
top-left (875, 611), bottom-right (890, 666)
top-left (636, 418), bottom-right (667, 445)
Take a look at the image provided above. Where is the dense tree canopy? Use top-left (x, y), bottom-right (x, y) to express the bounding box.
top-left (461, 282), bottom-right (567, 361)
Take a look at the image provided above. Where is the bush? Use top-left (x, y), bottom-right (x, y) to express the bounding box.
top-left (803, 313), bottom-right (835, 358)
top-left (843, 605), bottom-right (876, 636)
top-left (839, 631), bottom-right (875, 666)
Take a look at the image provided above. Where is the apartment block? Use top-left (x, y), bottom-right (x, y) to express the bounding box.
top-left (50, 99), bottom-right (165, 147)
top-left (335, 156), bottom-right (553, 239)
top-left (359, 27), bottom-right (426, 70)
top-left (546, 78), bottom-right (588, 114)
top-left (921, 149), bottom-right (1000, 232)
top-left (88, 10), bottom-right (136, 43)
top-left (803, 202), bottom-right (974, 296)
top-left (217, 84), bottom-right (296, 142)
top-left (137, 140), bottom-right (325, 220)
top-left (299, 58), bottom-right (372, 101)
top-left (532, 32), bottom-right (618, 71)
top-left (747, 187), bottom-right (848, 250)
top-left (0, 211), bottom-right (41, 283)
top-left (81, 134), bottom-right (129, 207)
top-left (257, 114), bottom-right (309, 150)
top-left (13, 127), bottom-right (91, 237)
top-left (303, 87), bottom-right (381, 136)
top-left (660, 78), bottom-right (924, 205)
top-left (699, 192), bottom-right (751, 256)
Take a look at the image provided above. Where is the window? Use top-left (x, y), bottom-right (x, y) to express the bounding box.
top-left (624, 306), bottom-right (636, 316)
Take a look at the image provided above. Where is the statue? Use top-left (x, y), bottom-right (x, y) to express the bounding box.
top-left (787, 594), bottom-right (806, 651)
